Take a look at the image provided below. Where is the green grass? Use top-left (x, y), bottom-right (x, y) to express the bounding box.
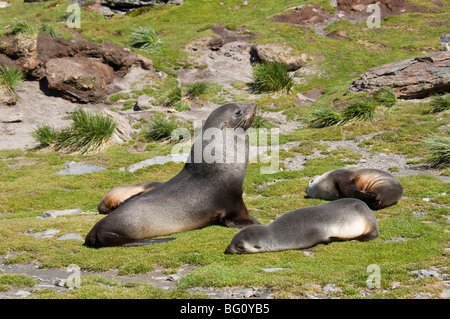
top-left (373, 87), bottom-right (397, 108)
top-left (340, 99), bottom-right (377, 123)
top-left (33, 110), bottom-right (117, 154)
top-left (143, 112), bottom-right (180, 141)
top-left (423, 135), bottom-right (450, 168)
top-left (0, 66), bottom-right (25, 93)
top-left (1, 0), bottom-right (450, 299)
top-left (130, 26), bottom-right (164, 52)
top-left (251, 62), bottom-right (294, 94)
top-left (306, 106), bottom-right (342, 128)
top-left (428, 93), bottom-right (450, 113)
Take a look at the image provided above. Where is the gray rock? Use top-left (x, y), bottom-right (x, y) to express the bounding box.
top-left (385, 237), bottom-right (406, 243)
top-left (2, 113), bottom-right (23, 123)
top-left (411, 269), bottom-right (438, 277)
top-left (57, 233), bottom-right (84, 241)
top-left (126, 153), bottom-right (188, 172)
top-left (440, 34), bottom-right (450, 51)
top-left (262, 268), bottom-right (285, 273)
top-left (347, 51), bottom-right (450, 99)
top-left (323, 284), bottom-right (341, 293)
top-left (27, 229), bottom-right (60, 239)
top-left (57, 164), bottom-right (106, 175)
top-left (42, 208), bottom-right (83, 218)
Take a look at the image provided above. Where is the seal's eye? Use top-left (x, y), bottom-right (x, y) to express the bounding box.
top-left (309, 179), bottom-right (314, 184)
top-left (235, 110), bottom-right (243, 117)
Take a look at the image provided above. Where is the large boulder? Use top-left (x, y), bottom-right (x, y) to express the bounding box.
top-left (0, 33), bottom-right (154, 103)
top-left (45, 57), bottom-right (115, 103)
top-left (347, 51), bottom-right (450, 99)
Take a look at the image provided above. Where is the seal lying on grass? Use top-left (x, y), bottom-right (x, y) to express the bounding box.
top-left (85, 103), bottom-right (259, 248)
top-left (225, 198), bottom-right (378, 254)
top-left (306, 168), bottom-right (403, 210)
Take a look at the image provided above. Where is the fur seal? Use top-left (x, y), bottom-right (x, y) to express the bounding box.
top-left (306, 168), bottom-right (403, 210)
top-left (85, 103), bottom-right (259, 248)
top-left (97, 181), bottom-right (164, 214)
top-left (225, 198), bottom-right (378, 254)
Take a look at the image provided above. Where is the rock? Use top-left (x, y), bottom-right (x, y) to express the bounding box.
top-left (57, 233), bottom-right (84, 241)
top-left (56, 164), bottom-right (107, 175)
top-left (323, 284), bottom-right (342, 293)
top-left (100, 0), bottom-right (182, 12)
top-left (1, 113), bottom-right (23, 123)
top-left (27, 229), bottom-right (60, 238)
top-left (42, 208), bottom-right (83, 218)
top-left (385, 237), bottom-right (406, 243)
top-left (262, 268), bottom-right (286, 273)
top-left (440, 34), bottom-right (450, 51)
top-left (347, 51), bottom-right (450, 99)
top-left (134, 94), bottom-right (154, 111)
top-left (410, 269), bottom-right (438, 278)
top-left (0, 1), bottom-right (11, 8)
top-left (45, 57), bottom-right (115, 103)
top-left (126, 153), bottom-right (189, 172)
top-left (101, 109), bottom-right (133, 143)
top-left (252, 44), bottom-right (308, 71)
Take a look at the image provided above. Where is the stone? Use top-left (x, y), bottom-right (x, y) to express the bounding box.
top-left (134, 94), bottom-right (154, 111)
top-left (57, 233), bottom-right (84, 241)
top-left (42, 208), bottom-right (83, 218)
top-left (440, 34), bottom-right (450, 51)
top-left (56, 164), bottom-right (107, 175)
top-left (252, 44), bottom-right (308, 71)
top-left (101, 109), bottom-right (133, 143)
top-left (262, 268), bottom-right (286, 273)
top-left (0, 2), bottom-right (10, 8)
top-left (347, 51), bottom-right (450, 99)
top-left (126, 153), bottom-right (189, 172)
top-left (45, 57), bottom-right (115, 103)
top-left (385, 237), bottom-right (406, 243)
top-left (27, 229), bottom-right (60, 238)
top-left (1, 113), bottom-right (23, 123)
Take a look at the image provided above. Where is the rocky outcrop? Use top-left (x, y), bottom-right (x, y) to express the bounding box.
top-left (101, 0), bottom-right (182, 11)
top-left (347, 51), bottom-right (450, 99)
top-left (45, 57), bottom-right (115, 103)
top-left (251, 44), bottom-right (310, 71)
top-left (0, 33), bottom-right (154, 103)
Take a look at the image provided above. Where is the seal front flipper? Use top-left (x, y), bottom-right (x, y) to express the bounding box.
top-left (84, 230), bottom-right (176, 248)
top-left (355, 190), bottom-right (382, 210)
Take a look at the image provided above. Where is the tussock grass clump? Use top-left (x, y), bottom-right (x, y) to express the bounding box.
top-left (306, 106), bottom-right (342, 128)
top-left (33, 110), bottom-right (116, 154)
top-left (6, 19), bottom-right (36, 36)
top-left (373, 87), bottom-right (397, 108)
top-left (185, 82), bottom-right (209, 100)
top-left (428, 93), bottom-right (450, 113)
top-left (423, 135), bottom-right (450, 168)
top-left (144, 113), bottom-right (180, 141)
top-left (38, 23), bottom-right (58, 37)
top-left (251, 62), bottom-right (294, 94)
top-left (130, 26), bottom-right (163, 52)
top-left (340, 99), bottom-right (377, 123)
top-left (0, 66), bottom-right (25, 93)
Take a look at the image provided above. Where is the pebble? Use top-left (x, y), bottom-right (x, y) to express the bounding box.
top-left (57, 164), bottom-right (106, 175)
top-left (57, 233), bottom-right (84, 241)
top-left (42, 208), bottom-right (83, 218)
top-left (262, 268), bottom-right (285, 273)
top-left (323, 284), bottom-right (341, 293)
top-left (26, 229), bottom-right (60, 239)
top-left (385, 237), bottom-right (406, 243)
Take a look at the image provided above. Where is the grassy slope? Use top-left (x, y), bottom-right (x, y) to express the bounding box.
top-left (0, 0), bottom-right (449, 298)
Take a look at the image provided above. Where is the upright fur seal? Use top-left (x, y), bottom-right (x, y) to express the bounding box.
top-left (225, 198), bottom-right (378, 254)
top-left (306, 168), bottom-right (403, 210)
top-left (85, 103), bottom-right (259, 248)
top-left (97, 181), bottom-right (164, 214)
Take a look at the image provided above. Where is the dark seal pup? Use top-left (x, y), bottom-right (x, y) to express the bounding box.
top-left (225, 198), bottom-right (378, 254)
top-left (306, 168), bottom-right (403, 210)
top-left (85, 103), bottom-right (259, 248)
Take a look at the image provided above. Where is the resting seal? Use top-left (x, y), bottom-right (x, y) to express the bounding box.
top-left (97, 181), bottom-right (164, 214)
top-left (306, 168), bottom-right (403, 210)
top-left (225, 198), bottom-right (378, 254)
top-left (85, 103), bottom-right (259, 248)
